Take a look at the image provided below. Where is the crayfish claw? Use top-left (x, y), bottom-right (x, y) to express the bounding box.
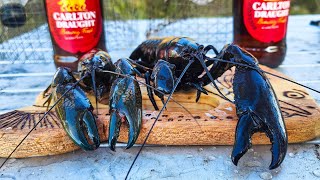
top-left (231, 108), bottom-right (287, 169)
top-left (108, 102), bottom-right (142, 151)
top-left (126, 110), bottom-right (141, 149)
top-left (62, 107), bottom-right (100, 151)
top-left (51, 67), bottom-right (100, 151)
top-left (80, 110), bottom-right (100, 150)
top-left (228, 44), bottom-right (287, 169)
top-left (231, 111), bottom-right (255, 166)
top-left (266, 124), bottom-right (287, 169)
top-left (108, 58), bottom-right (142, 151)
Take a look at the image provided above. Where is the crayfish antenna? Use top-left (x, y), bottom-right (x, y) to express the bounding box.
top-left (263, 71), bottom-right (320, 94)
top-left (206, 56), bottom-right (320, 94)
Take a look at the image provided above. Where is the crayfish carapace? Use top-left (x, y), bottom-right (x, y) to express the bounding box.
top-left (130, 37), bottom-right (232, 110)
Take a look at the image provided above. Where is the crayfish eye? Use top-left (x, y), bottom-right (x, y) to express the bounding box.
top-left (99, 58), bottom-right (106, 66)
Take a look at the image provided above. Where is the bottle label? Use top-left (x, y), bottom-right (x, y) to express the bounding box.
top-left (46, 0), bottom-right (103, 54)
top-left (243, 0), bottom-right (290, 43)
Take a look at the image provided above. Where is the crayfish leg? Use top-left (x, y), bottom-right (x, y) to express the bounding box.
top-left (43, 92), bottom-right (53, 110)
top-left (186, 82), bottom-right (208, 102)
top-left (145, 71), bottom-right (159, 110)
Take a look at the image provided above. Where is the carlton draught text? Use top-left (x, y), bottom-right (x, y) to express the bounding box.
top-left (44, 0), bottom-right (106, 71)
top-left (233, 0), bottom-right (290, 68)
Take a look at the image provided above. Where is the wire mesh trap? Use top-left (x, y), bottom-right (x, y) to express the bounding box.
top-left (0, 0), bottom-right (232, 64)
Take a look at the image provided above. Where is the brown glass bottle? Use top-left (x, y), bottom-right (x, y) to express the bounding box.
top-left (44, 0), bottom-right (106, 71)
top-left (233, 0), bottom-right (290, 68)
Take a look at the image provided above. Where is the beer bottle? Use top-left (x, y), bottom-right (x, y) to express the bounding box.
top-left (0, 0), bottom-right (26, 28)
top-left (44, 0), bottom-right (106, 71)
top-left (233, 0), bottom-right (291, 68)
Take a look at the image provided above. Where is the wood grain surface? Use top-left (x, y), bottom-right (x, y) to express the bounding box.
top-left (0, 65), bottom-right (319, 158)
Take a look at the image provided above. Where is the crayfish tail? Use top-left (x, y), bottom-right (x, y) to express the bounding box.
top-left (231, 112), bottom-right (255, 166)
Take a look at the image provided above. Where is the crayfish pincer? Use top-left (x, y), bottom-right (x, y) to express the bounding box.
top-left (48, 67), bottom-right (100, 150)
top-left (145, 60), bottom-right (176, 109)
top-left (220, 44), bottom-right (288, 169)
top-left (108, 58), bottom-right (142, 151)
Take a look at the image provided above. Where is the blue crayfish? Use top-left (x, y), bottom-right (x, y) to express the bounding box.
top-left (129, 37), bottom-right (287, 170)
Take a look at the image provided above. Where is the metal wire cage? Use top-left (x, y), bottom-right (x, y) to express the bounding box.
top-left (0, 0), bottom-right (232, 64)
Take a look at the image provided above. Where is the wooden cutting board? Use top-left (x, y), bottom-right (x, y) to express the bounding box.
top-left (0, 65), bottom-right (319, 158)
